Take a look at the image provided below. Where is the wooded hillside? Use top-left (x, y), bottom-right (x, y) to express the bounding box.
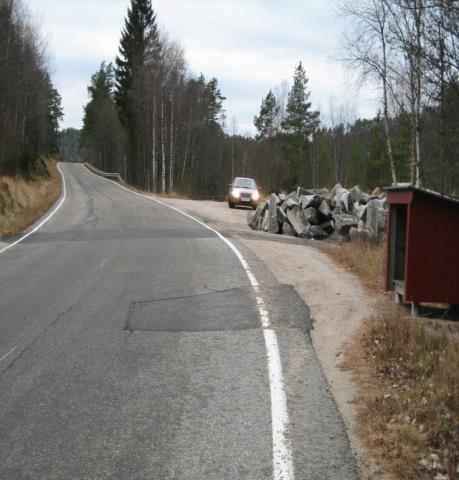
top-left (0, 0), bottom-right (63, 177)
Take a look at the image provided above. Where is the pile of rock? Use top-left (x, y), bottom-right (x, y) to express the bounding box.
top-left (247, 184), bottom-right (387, 241)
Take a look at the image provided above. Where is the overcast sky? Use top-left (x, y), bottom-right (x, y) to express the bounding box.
top-left (28, 0), bottom-right (379, 136)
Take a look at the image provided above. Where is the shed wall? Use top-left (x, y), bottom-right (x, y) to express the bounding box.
top-left (405, 193), bottom-right (459, 303)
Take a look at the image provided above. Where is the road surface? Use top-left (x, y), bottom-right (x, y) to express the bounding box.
top-left (0, 163), bottom-right (358, 479)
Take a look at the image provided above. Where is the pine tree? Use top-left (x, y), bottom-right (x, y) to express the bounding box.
top-left (47, 86), bottom-right (64, 154)
top-left (205, 77), bottom-right (226, 126)
top-left (114, 0), bottom-right (158, 123)
top-left (282, 62), bottom-right (319, 137)
top-left (254, 90), bottom-right (279, 140)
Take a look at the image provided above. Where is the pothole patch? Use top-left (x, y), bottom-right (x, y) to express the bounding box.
top-left (126, 288), bottom-right (260, 332)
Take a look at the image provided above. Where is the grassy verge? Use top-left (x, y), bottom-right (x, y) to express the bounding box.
top-left (325, 241), bottom-right (459, 480)
top-left (323, 241), bottom-right (385, 294)
top-left (0, 159), bottom-right (61, 239)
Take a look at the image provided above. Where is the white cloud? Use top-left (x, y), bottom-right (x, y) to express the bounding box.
top-left (27, 0), bottom-right (379, 133)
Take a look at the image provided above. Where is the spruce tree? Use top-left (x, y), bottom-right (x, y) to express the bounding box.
top-left (81, 63), bottom-right (125, 172)
top-left (254, 90), bottom-right (279, 140)
top-left (205, 78), bottom-right (226, 126)
top-left (114, 0), bottom-right (158, 123)
top-left (282, 62), bottom-right (320, 186)
top-left (282, 62), bottom-right (319, 137)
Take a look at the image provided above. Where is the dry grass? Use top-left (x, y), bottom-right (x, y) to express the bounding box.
top-left (325, 240), bottom-right (459, 479)
top-left (344, 304), bottom-right (459, 479)
top-left (0, 159), bottom-right (61, 239)
top-left (156, 191), bottom-right (192, 200)
top-left (323, 241), bottom-right (385, 294)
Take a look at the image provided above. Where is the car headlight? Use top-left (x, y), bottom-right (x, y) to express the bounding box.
top-left (231, 189), bottom-right (240, 199)
top-left (252, 191), bottom-right (260, 201)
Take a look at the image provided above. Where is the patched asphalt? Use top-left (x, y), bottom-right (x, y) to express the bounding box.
top-left (0, 163), bottom-right (359, 479)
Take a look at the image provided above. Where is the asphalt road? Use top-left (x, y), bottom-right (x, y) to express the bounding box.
top-left (0, 163), bottom-right (359, 479)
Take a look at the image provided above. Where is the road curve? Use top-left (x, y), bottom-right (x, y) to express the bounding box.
top-left (0, 163), bottom-right (359, 479)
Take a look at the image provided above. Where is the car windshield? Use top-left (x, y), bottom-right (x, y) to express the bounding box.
top-left (234, 178), bottom-right (256, 189)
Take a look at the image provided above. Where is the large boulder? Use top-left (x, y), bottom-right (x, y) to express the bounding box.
top-left (277, 206), bottom-right (288, 225)
top-left (308, 225), bottom-right (328, 239)
top-left (282, 222), bottom-right (296, 236)
top-left (350, 185), bottom-right (363, 204)
top-left (249, 203), bottom-right (265, 230)
top-left (282, 192), bottom-right (300, 211)
top-left (317, 199), bottom-right (332, 220)
top-left (257, 203), bottom-right (268, 230)
top-left (319, 220), bottom-right (335, 234)
top-left (303, 207), bottom-right (319, 225)
top-left (366, 199), bottom-right (387, 234)
top-left (333, 213), bottom-right (359, 237)
top-left (268, 194), bottom-right (280, 234)
top-left (331, 183), bottom-right (353, 213)
top-left (300, 194), bottom-right (321, 209)
top-left (286, 205), bottom-right (309, 237)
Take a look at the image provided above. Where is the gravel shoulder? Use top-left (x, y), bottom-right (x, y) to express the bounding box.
top-left (162, 197), bottom-right (386, 479)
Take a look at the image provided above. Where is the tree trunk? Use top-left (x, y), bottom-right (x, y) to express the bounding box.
top-left (161, 94), bottom-right (166, 194)
top-left (181, 106), bottom-right (192, 183)
top-left (414, 0), bottom-right (423, 187)
top-left (169, 94), bottom-right (174, 192)
top-left (381, 32), bottom-right (397, 185)
top-left (151, 95), bottom-right (157, 193)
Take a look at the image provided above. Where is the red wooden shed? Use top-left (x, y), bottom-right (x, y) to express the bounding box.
top-left (385, 185), bottom-right (459, 315)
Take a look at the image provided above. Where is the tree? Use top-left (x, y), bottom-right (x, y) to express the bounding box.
top-left (337, 0), bottom-right (398, 185)
top-left (205, 77), bottom-right (226, 126)
top-left (47, 86), bottom-right (64, 153)
top-left (282, 62), bottom-right (320, 137)
top-left (114, 0), bottom-right (159, 182)
top-left (254, 90), bottom-right (279, 139)
top-left (114, 0), bottom-right (157, 121)
top-left (281, 62), bottom-right (320, 186)
top-left (81, 62), bottom-right (126, 173)
top-left (0, 0), bottom-right (62, 176)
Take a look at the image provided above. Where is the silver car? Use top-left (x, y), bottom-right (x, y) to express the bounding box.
top-left (228, 177), bottom-right (260, 209)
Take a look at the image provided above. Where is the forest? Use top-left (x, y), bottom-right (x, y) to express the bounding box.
top-left (1, 0), bottom-right (457, 199)
top-left (0, 0), bottom-right (63, 177)
top-left (79, 0), bottom-right (458, 198)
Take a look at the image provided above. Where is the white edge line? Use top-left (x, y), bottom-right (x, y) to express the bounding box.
top-left (0, 346), bottom-right (17, 363)
top-left (86, 166), bottom-right (295, 480)
top-left (0, 163), bottom-right (67, 255)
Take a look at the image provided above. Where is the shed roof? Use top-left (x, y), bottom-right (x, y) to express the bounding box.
top-left (385, 184), bottom-right (459, 207)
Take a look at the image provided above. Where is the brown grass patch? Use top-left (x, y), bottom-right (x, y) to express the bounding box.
top-left (325, 240), bottom-right (459, 479)
top-left (343, 304), bottom-right (459, 479)
top-left (323, 240), bottom-right (385, 294)
top-left (156, 191), bottom-right (192, 201)
top-left (0, 159), bottom-right (61, 239)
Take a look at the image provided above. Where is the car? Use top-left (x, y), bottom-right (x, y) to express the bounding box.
top-left (228, 177), bottom-right (260, 209)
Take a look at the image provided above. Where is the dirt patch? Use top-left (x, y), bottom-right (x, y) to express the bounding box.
top-left (0, 159), bottom-right (61, 239)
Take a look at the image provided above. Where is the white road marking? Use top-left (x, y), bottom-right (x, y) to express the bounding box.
top-left (0, 346), bottom-right (17, 363)
top-left (0, 164), bottom-right (67, 255)
top-left (87, 166), bottom-right (295, 480)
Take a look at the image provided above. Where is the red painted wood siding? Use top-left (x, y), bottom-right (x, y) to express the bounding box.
top-left (404, 192), bottom-right (459, 303)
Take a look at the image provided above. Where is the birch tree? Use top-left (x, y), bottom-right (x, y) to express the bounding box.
top-left (337, 0), bottom-right (398, 185)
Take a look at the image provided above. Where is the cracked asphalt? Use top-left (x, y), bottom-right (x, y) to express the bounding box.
top-left (0, 163), bottom-right (359, 479)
